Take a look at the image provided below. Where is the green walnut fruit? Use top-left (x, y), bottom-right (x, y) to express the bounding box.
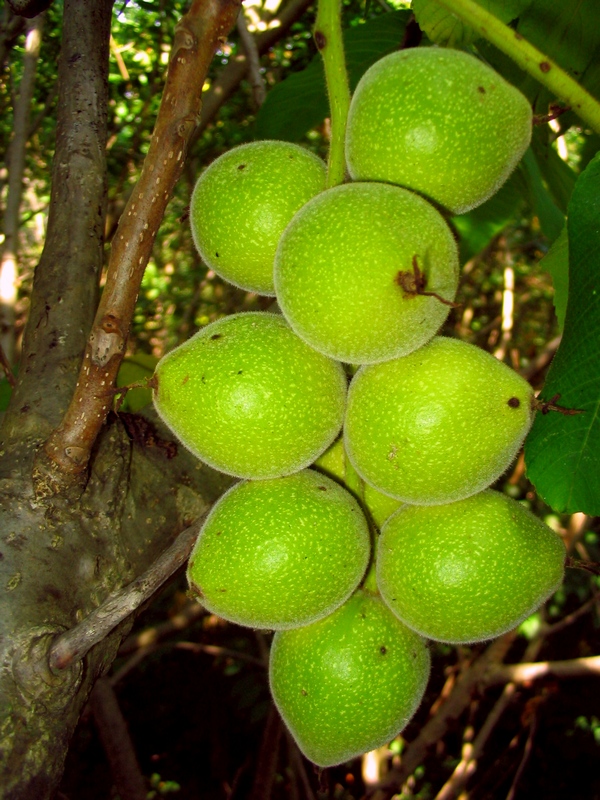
top-left (344, 337), bottom-right (533, 505)
top-left (274, 182), bottom-right (458, 364)
top-left (314, 436), bottom-right (402, 527)
top-left (346, 48), bottom-right (532, 214)
top-left (187, 470), bottom-right (370, 629)
top-left (152, 312), bottom-right (347, 479)
top-left (269, 589), bottom-right (430, 766)
top-left (190, 141), bottom-right (326, 295)
top-left (377, 490), bottom-right (566, 643)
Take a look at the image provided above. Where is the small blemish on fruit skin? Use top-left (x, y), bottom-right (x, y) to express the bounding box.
top-left (477, 86), bottom-right (486, 94)
top-left (507, 397), bottom-right (520, 408)
top-left (380, 645), bottom-right (387, 655)
top-left (210, 333), bottom-right (222, 341)
top-left (237, 163), bottom-right (246, 170)
top-left (301, 689), bottom-right (308, 696)
top-left (182, 375), bottom-right (189, 385)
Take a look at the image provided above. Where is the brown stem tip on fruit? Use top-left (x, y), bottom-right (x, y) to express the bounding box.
top-left (395, 255), bottom-right (460, 308)
top-left (533, 103), bottom-right (571, 126)
top-left (534, 393), bottom-right (585, 416)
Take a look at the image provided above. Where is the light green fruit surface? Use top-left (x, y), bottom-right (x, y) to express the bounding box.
top-left (190, 141), bottom-right (326, 295)
top-left (269, 589), bottom-right (430, 766)
top-left (344, 337), bottom-right (533, 504)
top-left (314, 437), bottom-right (402, 527)
top-left (187, 470), bottom-right (370, 629)
top-left (152, 312), bottom-right (347, 479)
top-left (363, 482), bottom-right (403, 529)
top-left (274, 182), bottom-right (458, 364)
top-left (377, 490), bottom-right (566, 644)
top-left (346, 47), bottom-right (532, 214)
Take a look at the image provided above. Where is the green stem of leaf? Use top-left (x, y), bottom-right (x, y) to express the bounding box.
top-left (314, 0), bottom-right (351, 187)
top-left (435, 0), bottom-right (600, 135)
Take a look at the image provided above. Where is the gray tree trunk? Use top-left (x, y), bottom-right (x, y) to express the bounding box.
top-left (0, 13), bottom-right (44, 364)
top-left (0, 2), bottom-right (230, 797)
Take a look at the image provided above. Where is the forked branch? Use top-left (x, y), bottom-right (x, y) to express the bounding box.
top-left (40, 0), bottom-right (241, 486)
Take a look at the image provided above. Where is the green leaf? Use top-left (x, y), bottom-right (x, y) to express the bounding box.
top-left (477, 0), bottom-right (600, 115)
top-left (452, 171), bottom-right (524, 262)
top-left (520, 148), bottom-right (565, 241)
top-left (411, 0), bottom-right (532, 48)
top-left (255, 11), bottom-right (410, 141)
top-left (525, 151), bottom-right (600, 514)
top-left (539, 223), bottom-right (568, 330)
top-left (531, 128), bottom-right (577, 215)
top-left (117, 353), bottom-right (157, 413)
top-left (517, 0), bottom-right (600, 104)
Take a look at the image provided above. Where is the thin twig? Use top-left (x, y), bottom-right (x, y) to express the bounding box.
top-left (110, 644), bottom-right (158, 688)
top-left (364, 634), bottom-right (518, 799)
top-left (249, 704), bottom-right (284, 800)
top-left (89, 677), bottom-right (147, 800)
top-left (542, 590), bottom-right (600, 637)
top-left (236, 9), bottom-right (266, 108)
top-left (174, 641), bottom-right (267, 668)
top-left (433, 683), bottom-right (518, 800)
top-left (426, 636), bottom-right (543, 800)
top-left (195, 0), bottom-right (313, 137)
top-left (485, 654), bottom-right (600, 686)
top-left (118, 600), bottom-right (206, 655)
top-left (505, 713), bottom-right (538, 800)
top-left (520, 335), bottom-right (561, 381)
top-left (285, 727), bottom-right (318, 800)
top-left (48, 514), bottom-right (208, 670)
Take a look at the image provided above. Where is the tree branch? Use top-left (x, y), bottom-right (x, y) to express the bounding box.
top-left (40, 0), bottom-right (241, 486)
top-left (485, 654), bottom-right (600, 686)
top-left (89, 677), bottom-right (147, 800)
top-left (365, 634), bottom-right (518, 799)
top-left (1, 0), bottom-right (113, 464)
top-left (236, 9), bottom-right (266, 108)
top-left (0, 13), bottom-right (44, 364)
top-left (48, 515), bottom-right (207, 671)
top-left (194, 0), bottom-right (313, 138)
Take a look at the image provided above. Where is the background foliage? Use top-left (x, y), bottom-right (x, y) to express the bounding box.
top-left (1, 0), bottom-right (599, 797)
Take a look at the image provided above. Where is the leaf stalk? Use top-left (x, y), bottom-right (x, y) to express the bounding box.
top-left (434, 0), bottom-right (600, 135)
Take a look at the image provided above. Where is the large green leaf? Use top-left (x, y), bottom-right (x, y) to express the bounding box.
top-left (412, 0), bottom-right (532, 48)
top-left (255, 11), bottom-right (410, 141)
top-left (520, 148), bottom-right (565, 241)
top-left (530, 128), bottom-right (577, 215)
top-left (451, 171), bottom-right (524, 263)
top-left (476, 0), bottom-right (600, 114)
top-left (539, 223), bottom-right (568, 330)
top-left (525, 152), bottom-right (600, 514)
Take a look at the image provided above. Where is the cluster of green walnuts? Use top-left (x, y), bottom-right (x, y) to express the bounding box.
top-left (152, 47), bottom-right (566, 767)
